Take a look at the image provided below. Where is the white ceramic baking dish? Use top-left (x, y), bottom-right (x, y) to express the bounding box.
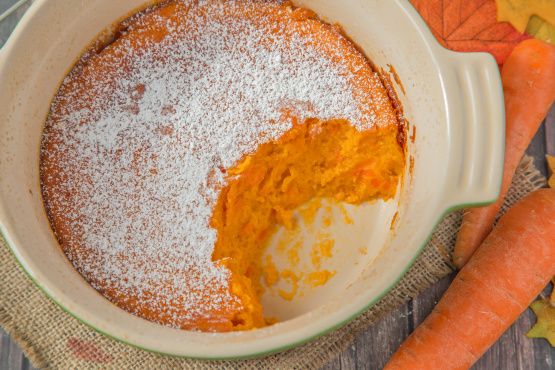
top-left (0, 0), bottom-right (504, 359)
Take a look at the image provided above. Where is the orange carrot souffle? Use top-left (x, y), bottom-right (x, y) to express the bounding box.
top-left (40, 0), bottom-right (405, 332)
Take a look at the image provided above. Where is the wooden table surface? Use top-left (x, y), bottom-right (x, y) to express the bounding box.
top-left (0, 1), bottom-right (553, 369)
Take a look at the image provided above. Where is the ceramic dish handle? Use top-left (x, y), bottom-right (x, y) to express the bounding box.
top-left (441, 51), bottom-right (505, 210)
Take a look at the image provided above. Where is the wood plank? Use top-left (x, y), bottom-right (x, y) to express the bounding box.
top-left (0, 328), bottom-right (27, 370)
top-left (410, 274), bottom-right (453, 326)
top-left (338, 342), bottom-right (356, 370)
top-left (317, 285), bottom-right (412, 369)
top-left (545, 105), bottom-right (555, 158)
top-left (1, 328), bottom-right (11, 370)
top-left (319, 353), bottom-right (341, 370)
top-left (0, 0), bottom-right (31, 46)
top-left (351, 304), bottom-right (411, 370)
top-left (526, 122), bottom-right (548, 178)
top-left (0, 0), bottom-right (19, 13)
top-left (7, 340), bottom-right (24, 370)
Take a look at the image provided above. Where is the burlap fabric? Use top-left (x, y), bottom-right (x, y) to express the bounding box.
top-left (0, 156), bottom-right (546, 369)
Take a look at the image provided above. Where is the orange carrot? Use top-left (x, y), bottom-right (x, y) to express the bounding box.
top-left (384, 188), bottom-right (555, 370)
top-left (453, 39), bottom-right (555, 268)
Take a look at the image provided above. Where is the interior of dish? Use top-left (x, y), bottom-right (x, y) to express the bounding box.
top-left (39, 0), bottom-right (406, 332)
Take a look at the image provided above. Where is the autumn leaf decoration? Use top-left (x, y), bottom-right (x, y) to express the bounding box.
top-left (497, 0), bottom-right (555, 45)
top-left (527, 279), bottom-right (555, 347)
top-left (409, 0), bottom-right (529, 65)
top-left (548, 155), bottom-right (555, 189)
top-left (526, 16), bottom-right (555, 45)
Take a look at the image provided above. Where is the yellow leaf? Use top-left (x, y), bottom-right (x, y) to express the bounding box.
top-left (548, 155), bottom-right (555, 188)
top-left (527, 299), bottom-right (555, 346)
top-left (548, 155), bottom-right (555, 175)
top-left (497, 0), bottom-right (555, 32)
top-left (526, 15), bottom-right (555, 44)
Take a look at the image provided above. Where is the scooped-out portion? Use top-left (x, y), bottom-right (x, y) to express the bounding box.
top-left (211, 118), bottom-right (404, 328)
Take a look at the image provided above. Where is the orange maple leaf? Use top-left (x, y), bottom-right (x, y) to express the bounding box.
top-left (409, 0), bottom-right (530, 65)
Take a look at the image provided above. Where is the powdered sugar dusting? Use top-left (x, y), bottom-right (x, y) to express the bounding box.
top-left (40, 0), bottom-right (393, 329)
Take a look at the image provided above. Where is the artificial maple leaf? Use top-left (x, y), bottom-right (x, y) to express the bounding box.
top-left (497, 0), bottom-right (555, 33)
top-left (527, 298), bottom-right (555, 346)
top-left (526, 15), bottom-right (555, 45)
top-left (410, 0), bottom-right (530, 65)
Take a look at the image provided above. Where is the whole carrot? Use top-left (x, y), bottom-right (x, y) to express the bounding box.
top-left (453, 39), bottom-right (555, 268)
top-left (385, 188), bottom-right (555, 370)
